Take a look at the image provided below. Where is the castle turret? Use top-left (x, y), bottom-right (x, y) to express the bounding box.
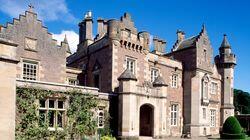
top-left (215, 34), bottom-right (236, 125)
top-left (78, 11), bottom-right (93, 51)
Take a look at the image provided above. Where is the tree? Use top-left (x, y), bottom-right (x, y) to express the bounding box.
top-left (234, 89), bottom-right (250, 114)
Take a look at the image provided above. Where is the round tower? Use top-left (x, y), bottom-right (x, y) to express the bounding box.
top-left (215, 34), bottom-right (236, 125)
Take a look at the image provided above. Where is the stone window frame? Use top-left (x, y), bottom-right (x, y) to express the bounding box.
top-left (150, 67), bottom-right (159, 83)
top-left (21, 58), bottom-right (39, 81)
top-left (171, 73), bottom-right (178, 88)
top-left (210, 109), bottom-right (216, 127)
top-left (38, 98), bottom-right (67, 131)
top-left (24, 37), bottom-right (37, 52)
top-left (97, 107), bottom-right (105, 128)
top-left (170, 103), bottom-right (179, 126)
top-left (126, 56), bottom-right (136, 75)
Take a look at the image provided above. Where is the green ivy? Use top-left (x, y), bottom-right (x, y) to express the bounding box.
top-left (15, 87), bottom-right (108, 140)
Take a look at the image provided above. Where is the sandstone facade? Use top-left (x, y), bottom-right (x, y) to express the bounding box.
top-left (0, 7), bottom-right (236, 139)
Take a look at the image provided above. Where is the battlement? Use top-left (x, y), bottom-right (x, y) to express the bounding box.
top-left (215, 53), bottom-right (236, 68)
top-left (106, 13), bottom-right (150, 51)
top-left (77, 12), bottom-right (151, 53)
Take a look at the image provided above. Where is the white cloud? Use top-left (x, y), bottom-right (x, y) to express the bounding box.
top-left (0, 0), bottom-right (77, 23)
top-left (52, 30), bottom-right (79, 53)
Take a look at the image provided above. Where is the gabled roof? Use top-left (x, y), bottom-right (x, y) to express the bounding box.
top-left (174, 35), bottom-right (198, 51)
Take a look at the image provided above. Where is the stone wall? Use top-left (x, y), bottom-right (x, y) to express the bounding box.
top-left (0, 39), bottom-right (18, 140)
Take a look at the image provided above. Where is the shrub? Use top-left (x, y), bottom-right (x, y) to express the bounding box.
top-left (220, 116), bottom-right (246, 139)
top-left (101, 135), bottom-right (116, 140)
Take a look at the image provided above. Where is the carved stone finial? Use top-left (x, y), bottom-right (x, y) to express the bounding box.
top-left (28, 3), bottom-right (34, 12)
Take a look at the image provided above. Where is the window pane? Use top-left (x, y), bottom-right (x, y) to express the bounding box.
top-left (94, 74), bottom-right (100, 88)
top-left (23, 62), bottom-right (37, 81)
top-left (49, 100), bottom-right (55, 108)
top-left (48, 110), bottom-right (55, 127)
top-left (57, 111), bottom-right (64, 127)
top-left (39, 100), bottom-right (46, 108)
top-left (170, 104), bottom-right (178, 126)
top-left (58, 101), bottom-right (64, 109)
top-left (39, 110), bottom-right (46, 126)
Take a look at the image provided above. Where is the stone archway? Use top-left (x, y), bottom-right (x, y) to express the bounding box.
top-left (139, 104), bottom-right (154, 136)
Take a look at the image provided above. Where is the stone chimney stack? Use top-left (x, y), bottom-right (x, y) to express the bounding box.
top-left (78, 11), bottom-right (93, 44)
top-left (153, 37), bottom-right (166, 55)
top-left (97, 18), bottom-right (104, 36)
top-left (177, 30), bottom-right (185, 42)
top-left (153, 37), bottom-right (161, 52)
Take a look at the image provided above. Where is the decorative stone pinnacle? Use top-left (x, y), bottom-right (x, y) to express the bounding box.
top-left (202, 24), bottom-right (206, 31)
top-left (63, 34), bottom-right (68, 44)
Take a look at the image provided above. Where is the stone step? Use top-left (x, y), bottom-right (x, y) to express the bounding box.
top-left (139, 136), bottom-right (154, 140)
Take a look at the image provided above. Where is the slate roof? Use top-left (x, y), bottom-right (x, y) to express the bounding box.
top-left (173, 25), bottom-right (207, 51)
top-left (153, 76), bottom-right (168, 87)
top-left (118, 69), bottom-right (137, 81)
top-left (220, 34), bottom-right (231, 48)
top-left (175, 35), bottom-right (198, 51)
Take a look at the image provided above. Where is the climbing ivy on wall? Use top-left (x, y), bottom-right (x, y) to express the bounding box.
top-left (15, 87), bottom-right (104, 140)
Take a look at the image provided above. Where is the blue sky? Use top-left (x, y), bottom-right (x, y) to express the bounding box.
top-left (0, 0), bottom-right (249, 92)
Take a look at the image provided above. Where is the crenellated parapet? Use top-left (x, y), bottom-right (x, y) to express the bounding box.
top-left (107, 13), bottom-right (150, 52)
top-left (215, 54), bottom-right (236, 68)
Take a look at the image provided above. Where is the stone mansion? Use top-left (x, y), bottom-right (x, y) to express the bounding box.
top-left (0, 6), bottom-right (236, 139)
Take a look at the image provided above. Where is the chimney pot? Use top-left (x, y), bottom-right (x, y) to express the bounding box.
top-left (177, 30), bottom-right (185, 42)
